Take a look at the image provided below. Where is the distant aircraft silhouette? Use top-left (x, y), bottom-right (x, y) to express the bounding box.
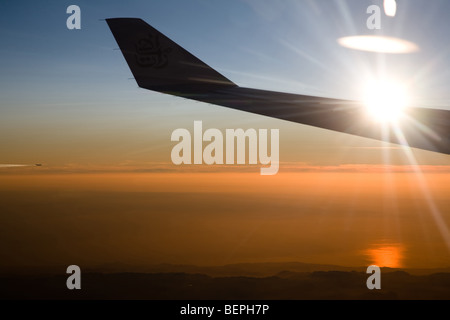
top-left (106, 18), bottom-right (450, 155)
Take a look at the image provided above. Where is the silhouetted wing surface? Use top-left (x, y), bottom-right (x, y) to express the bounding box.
top-left (106, 18), bottom-right (450, 154)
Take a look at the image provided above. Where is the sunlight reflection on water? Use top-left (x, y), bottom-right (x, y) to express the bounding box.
top-left (366, 243), bottom-right (404, 268)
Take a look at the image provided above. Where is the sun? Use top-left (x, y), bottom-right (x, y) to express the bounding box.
top-left (363, 80), bottom-right (409, 123)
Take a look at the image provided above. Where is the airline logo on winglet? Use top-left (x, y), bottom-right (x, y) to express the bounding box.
top-left (135, 33), bottom-right (172, 68)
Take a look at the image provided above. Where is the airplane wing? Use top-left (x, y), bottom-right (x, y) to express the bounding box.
top-left (106, 18), bottom-right (450, 155)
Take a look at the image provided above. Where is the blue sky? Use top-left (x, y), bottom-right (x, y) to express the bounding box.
top-left (1, 0), bottom-right (450, 166)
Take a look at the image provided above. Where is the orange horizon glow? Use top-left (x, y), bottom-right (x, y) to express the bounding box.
top-left (366, 244), bottom-right (404, 268)
top-left (0, 170), bottom-right (449, 269)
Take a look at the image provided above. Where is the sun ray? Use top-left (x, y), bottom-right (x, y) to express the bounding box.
top-left (391, 125), bottom-right (450, 252)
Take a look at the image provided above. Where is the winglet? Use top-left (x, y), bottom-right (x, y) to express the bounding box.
top-left (106, 18), bottom-right (236, 95)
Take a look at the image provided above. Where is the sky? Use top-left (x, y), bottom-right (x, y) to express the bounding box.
top-left (1, 0), bottom-right (450, 271)
top-left (1, 0), bottom-right (450, 167)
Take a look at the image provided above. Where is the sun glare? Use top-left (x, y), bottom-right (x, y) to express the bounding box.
top-left (367, 245), bottom-right (403, 268)
top-left (384, 0), bottom-right (397, 17)
top-left (363, 80), bottom-right (409, 123)
top-left (337, 35), bottom-right (419, 54)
